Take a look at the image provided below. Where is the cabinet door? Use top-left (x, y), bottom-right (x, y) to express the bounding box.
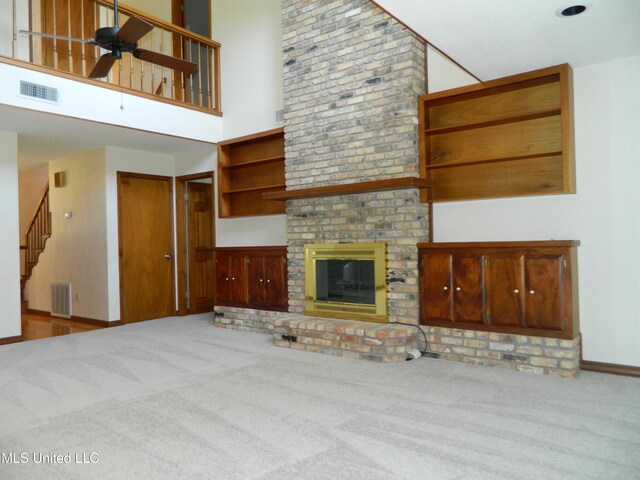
top-left (525, 255), bottom-right (565, 330)
top-left (420, 253), bottom-right (453, 322)
top-left (452, 255), bottom-right (485, 323)
top-left (215, 253), bottom-right (231, 304)
top-left (248, 255), bottom-right (266, 305)
top-left (264, 254), bottom-right (287, 308)
top-left (486, 254), bottom-right (525, 327)
top-left (229, 254), bottom-right (247, 304)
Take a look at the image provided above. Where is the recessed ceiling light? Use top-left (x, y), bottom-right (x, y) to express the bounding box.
top-left (557, 5), bottom-right (588, 17)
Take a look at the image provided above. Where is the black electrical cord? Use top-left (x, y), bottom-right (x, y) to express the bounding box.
top-left (387, 321), bottom-right (429, 356)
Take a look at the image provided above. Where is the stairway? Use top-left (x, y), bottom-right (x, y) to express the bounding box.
top-left (21, 184), bottom-right (51, 306)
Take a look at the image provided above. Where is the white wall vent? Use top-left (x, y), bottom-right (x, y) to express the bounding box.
top-left (51, 283), bottom-right (72, 318)
top-left (19, 80), bottom-right (59, 104)
top-left (275, 109), bottom-right (284, 123)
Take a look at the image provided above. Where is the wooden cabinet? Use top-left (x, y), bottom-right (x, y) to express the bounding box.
top-left (217, 128), bottom-right (286, 218)
top-left (215, 246), bottom-right (287, 312)
top-left (248, 252), bottom-right (288, 309)
top-left (215, 251), bottom-right (247, 306)
top-left (418, 64), bottom-right (575, 202)
top-left (419, 241), bottom-right (579, 339)
top-left (421, 253), bottom-right (485, 324)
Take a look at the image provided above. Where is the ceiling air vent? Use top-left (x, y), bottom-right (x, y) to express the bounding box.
top-left (19, 80), bottom-right (59, 104)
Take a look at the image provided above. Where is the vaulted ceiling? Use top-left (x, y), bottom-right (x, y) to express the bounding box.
top-left (376, 0), bottom-right (640, 81)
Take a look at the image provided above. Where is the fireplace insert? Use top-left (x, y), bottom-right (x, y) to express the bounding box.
top-left (304, 243), bottom-right (386, 322)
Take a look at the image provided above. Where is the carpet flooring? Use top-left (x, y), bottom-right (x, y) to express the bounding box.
top-left (0, 314), bottom-right (638, 479)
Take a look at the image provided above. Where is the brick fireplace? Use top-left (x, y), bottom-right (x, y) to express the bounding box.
top-left (282, 0), bottom-right (429, 324)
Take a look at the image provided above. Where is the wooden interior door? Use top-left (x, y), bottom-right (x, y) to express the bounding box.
top-left (118, 173), bottom-right (175, 323)
top-left (187, 182), bottom-right (215, 313)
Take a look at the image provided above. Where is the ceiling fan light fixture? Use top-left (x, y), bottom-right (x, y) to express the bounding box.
top-left (557, 5), bottom-right (588, 17)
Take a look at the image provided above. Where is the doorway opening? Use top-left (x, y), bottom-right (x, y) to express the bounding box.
top-left (175, 172), bottom-right (216, 315)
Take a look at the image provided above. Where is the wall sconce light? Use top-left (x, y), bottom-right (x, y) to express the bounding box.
top-left (54, 171), bottom-right (66, 188)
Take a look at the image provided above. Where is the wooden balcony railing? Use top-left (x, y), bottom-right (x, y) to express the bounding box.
top-left (2, 0), bottom-right (221, 115)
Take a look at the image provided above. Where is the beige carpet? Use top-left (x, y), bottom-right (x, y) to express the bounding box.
top-left (0, 314), bottom-right (639, 479)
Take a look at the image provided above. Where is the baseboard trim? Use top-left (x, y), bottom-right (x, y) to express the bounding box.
top-left (581, 360), bottom-right (640, 378)
top-left (27, 309), bottom-right (123, 328)
top-left (0, 335), bottom-right (24, 345)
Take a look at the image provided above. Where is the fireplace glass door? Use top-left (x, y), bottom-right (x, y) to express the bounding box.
top-left (315, 259), bottom-right (375, 305)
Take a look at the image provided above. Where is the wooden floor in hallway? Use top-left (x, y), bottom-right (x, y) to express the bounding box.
top-left (21, 312), bottom-right (104, 341)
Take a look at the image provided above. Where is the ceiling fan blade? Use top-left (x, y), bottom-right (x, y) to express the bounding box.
top-left (19, 30), bottom-right (92, 44)
top-left (116, 16), bottom-right (153, 44)
top-left (133, 49), bottom-right (198, 75)
top-left (88, 53), bottom-right (117, 79)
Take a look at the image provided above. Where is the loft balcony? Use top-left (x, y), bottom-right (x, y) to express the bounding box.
top-left (0, 0), bottom-right (221, 115)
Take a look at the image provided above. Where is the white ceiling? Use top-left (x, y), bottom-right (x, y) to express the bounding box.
top-left (376, 0), bottom-right (640, 81)
top-left (1, 104), bottom-right (215, 172)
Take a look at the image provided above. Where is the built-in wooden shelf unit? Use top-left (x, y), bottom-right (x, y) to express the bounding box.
top-left (419, 64), bottom-right (575, 202)
top-left (218, 127), bottom-right (285, 218)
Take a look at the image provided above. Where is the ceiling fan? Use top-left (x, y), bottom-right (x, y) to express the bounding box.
top-left (20, 0), bottom-right (197, 79)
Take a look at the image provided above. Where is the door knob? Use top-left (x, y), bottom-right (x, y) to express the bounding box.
top-left (514, 289), bottom-right (519, 294)
top-left (456, 287), bottom-right (461, 291)
top-left (164, 254), bottom-right (172, 259)
top-left (443, 286), bottom-right (448, 291)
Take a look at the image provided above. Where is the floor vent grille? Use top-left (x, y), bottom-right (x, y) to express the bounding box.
top-left (20, 80), bottom-right (59, 103)
top-left (51, 283), bottom-right (72, 318)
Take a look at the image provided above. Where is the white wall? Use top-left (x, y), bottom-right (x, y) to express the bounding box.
top-left (211, 0), bottom-right (286, 247)
top-left (27, 149), bottom-right (110, 321)
top-left (0, 130), bottom-right (21, 339)
top-left (429, 54), bottom-right (640, 367)
top-left (0, 63), bottom-right (222, 143)
top-left (427, 45), bottom-right (478, 92)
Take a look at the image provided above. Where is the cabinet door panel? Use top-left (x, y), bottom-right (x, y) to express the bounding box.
top-left (215, 253), bottom-right (231, 304)
top-left (421, 254), bottom-right (453, 322)
top-left (248, 255), bottom-right (265, 305)
top-left (229, 254), bottom-right (247, 303)
top-left (452, 255), bottom-right (485, 323)
top-left (265, 255), bottom-right (286, 307)
top-left (487, 255), bottom-right (525, 327)
top-left (525, 255), bottom-right (564, 330)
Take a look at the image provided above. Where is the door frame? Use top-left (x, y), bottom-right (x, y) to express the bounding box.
top-left (117, 172), bottom-right (176, 323)
top-left (172, 0), bottom-right (212, 37)
top-left (175, 171), bottom-right (215, 316)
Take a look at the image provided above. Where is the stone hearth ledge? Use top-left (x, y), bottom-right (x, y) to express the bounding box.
top-left (213, 307), bottom-right (581, 377)
top-left (213, 308), bottom-right (418, 362)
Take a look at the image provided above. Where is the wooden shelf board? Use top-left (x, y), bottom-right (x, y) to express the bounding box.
top-left (426, 151), bottom-right (563, 170)
top-left (221, 155), bottom-right (285, 169)
top-left (425, 108), bottom-right (561, 136)
top-left (223, 184), bottom-right (286, 194)
top-left (263, 177), bottom-right (429, 201)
